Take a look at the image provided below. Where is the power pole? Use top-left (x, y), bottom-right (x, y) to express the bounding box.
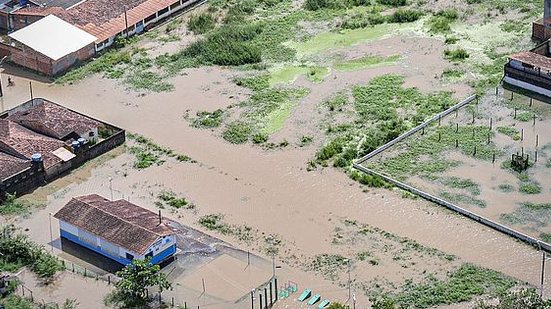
top-left (542, 251), bottom-right (546, 298)
top-left (346, 259), bottom-right (351, 303)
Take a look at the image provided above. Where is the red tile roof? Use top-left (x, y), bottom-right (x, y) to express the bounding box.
top-left (0, 119), bottom-right (64, 169)
top-left (8, 99), bottom-right (101, 140)
top-left (0, 152), bottom-right (30, 181)
top-left (509, 51), bottom-right (551, 72)
top-left (16, 0), bottom-right (182, 42)
top-left (54, 194), bottom-right (174, 255)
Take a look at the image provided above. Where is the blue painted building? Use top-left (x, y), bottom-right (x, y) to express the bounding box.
top-left (54, 194), bottom-right (176, 266)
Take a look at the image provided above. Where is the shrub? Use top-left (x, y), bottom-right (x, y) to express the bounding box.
top-left (188, 13), bottom-right (216, 34)
top-left (387, 9), bottom-right (423, 23)
top-left (192, 109), bottom-right (224, 128)
top-left (223, 121), bottom-right (252, 144)
top-left (376, 0), bottom-right (406, 6)
top-left (444, 48), bottom-right (470, 61)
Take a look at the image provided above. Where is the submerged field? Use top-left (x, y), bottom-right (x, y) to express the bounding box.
top-left (1, 0), bottom-right (550, 308)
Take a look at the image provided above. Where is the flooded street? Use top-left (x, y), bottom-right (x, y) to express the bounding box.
top-left (0, 65), bottom-right (550, 308)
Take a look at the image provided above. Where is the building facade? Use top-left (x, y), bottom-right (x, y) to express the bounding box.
top-left (54, 195), bottom-right (177, 266)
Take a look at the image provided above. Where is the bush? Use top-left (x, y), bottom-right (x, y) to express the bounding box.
top-left (444, 48), bottom-right (470, 61)
top-left (387, 9), bottom-right (423, 23)
top-left (223, 121), bottom-right (252, 144)
top-left (188, 13), bottom-right (216, 34)
top-left (376, 0), bottom-right (406, 6)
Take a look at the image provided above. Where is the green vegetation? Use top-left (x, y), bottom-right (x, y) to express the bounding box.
top-left (497, 183), bottom-right (514, 193)
top-left (192, 109), bottom-right (225, 128)
top-left (387, 264), bottom-right (517, 308)
top-left (426, 9), bottom-right (459, 33)
top-left (188, 13), bottom-right (216, 34)
top-left (440, 191), bottom-right (487, 208)
top-left (444, 48), bottom-right (470, 62)
top-left (324, 92), bottom-right (348, 112)
top-left (198, 214), bottom-right (254, 242)
top-left (497, 126), bottom-right (520, 140)
top-left (127, 133), bottom-right (193, 168)
top-left (519, 181), bottom-right (542, 194)
top-left (0, 227), bottom-right (62, 279)
top-left (516, 111), bottom-right (534, 122)
top-left (474, 288), bottom-right (551, 309)
top-left (106, 258), bottom-right (171, 308)
top-left (334, 55), bottom-right (400, 71)
top-left (223, 121), bottom-right (253, 144)
top-left (441, 68), bottom-right (463, 80)
top-left (442, 177), bottom-right (481, 195)
top-left (387, 9), bottom-right (423, 23)
top-left (0, 193), bottom-right (30, 216)
top-left (501, 202), bottom-right (551, 229)
top-left (157, 191), bottom-right (193, 209)
top-left (308, 254), bottom-right (349, 280)
top-left (540, 233), bottom-right (551, 244)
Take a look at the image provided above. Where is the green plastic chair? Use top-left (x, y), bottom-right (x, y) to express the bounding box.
top-left (307, 294), bottom-right (321, 305)
top-left (297, 289), bottom-right (312, 302)
top-left (318, 299), bottom-right (330, 308)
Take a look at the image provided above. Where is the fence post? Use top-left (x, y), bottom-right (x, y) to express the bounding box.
top-left (264, 288), bottom-right (268, 309)
top-left (108, 276), bottom-right (111, 285)
top-left (171, 297), bottom-right (174, 307)
top-left (274, 278), bottom-right (278, 303)
top-left (269, 281), bottom-right (273, 307)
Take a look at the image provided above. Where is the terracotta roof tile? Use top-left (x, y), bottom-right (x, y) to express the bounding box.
top-left (0, 152), bottom-right (30, 181)
top-left (8, 99), bottom-right (101, 140)
top-left (509, 51), bottom-right (551, 72)
top-left (54, 194), bottom-right (174, 255)
top-left (0, 119), bottom-right (64, 169)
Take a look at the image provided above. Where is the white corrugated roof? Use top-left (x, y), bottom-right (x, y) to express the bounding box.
top-left (9, 15), bottom-right (97, 61)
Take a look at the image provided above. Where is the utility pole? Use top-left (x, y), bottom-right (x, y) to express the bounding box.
top-left (48, 213), bottom-right (53, 252)
top-left (346, 259), bottom-right (351, 303)
top-left (124, 6), bottom-right (129, 38)
top-left (29, 81), bottom-right (33, 100)
top-left (542, 251), bottom-right (546, 298)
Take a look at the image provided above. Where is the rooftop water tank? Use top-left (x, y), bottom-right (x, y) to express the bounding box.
top-left (71, 141), bottom-right (80, 151)
top-left (19, 0), bottom-right (28, 6)
top-left (77, 138), bottom-right (86, 145)
top-left (31, 153), bottom-right (42, 162)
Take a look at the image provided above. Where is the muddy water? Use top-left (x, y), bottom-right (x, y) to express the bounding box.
top-left (2, 61), bottom-right (551, 306)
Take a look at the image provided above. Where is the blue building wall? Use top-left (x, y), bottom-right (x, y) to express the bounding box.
top-left (60, 229), bottom-right (176, 266)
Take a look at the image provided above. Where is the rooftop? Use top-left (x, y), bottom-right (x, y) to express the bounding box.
top-left (8, 99), bottom-right (101, 140)
top-left (15, 0), bottom-right (182, 42)
top-left (8, 14), bottom-right (97, 61)
top-left (509, 51), bottom-right (551, 72)
top-left (0, 119), bottom-right (64, 169)
top-left (0, 152), bottom-right (29, 181)
top-left (54, 194), bottom-right (174, 255)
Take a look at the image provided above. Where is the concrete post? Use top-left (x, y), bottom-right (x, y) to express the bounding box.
top-left (545, 0), bottom-right (551, 20)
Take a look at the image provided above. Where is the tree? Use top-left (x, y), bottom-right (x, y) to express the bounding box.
top-left (474, 289), bottom-right (551, 309)
top-left (107, 258), bottom-right (172, 308)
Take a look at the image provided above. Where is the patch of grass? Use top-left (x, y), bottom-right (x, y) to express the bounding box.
top-left (444, 48), bottom-right (470, 62)
top-left (192, 109), bottom-right (225, 128)
top-left (441, 68), bottom-right (464, 79)
top-left (308, 254), bottom-right (349, 280)
top-left (299, 135), bottom-right (313, 147)
top-left (440, 191), bottom-right (487, 208)
top-left (127, 133), bottom-right (193, 167)
top-left (501, 202), bottom-right (551, 229)
top-left (124, 70), bottom-right (174, 92)
top-left (388, 264), bottom-right (517, 308)
top-left (324, 92), bottom-right (348, 111)
top-left (441, 177), bottom-right (481, 195)
top-left (497, 183), bottom-right (514, 193)
top-left (387, 9), bottom-right (423, 23)
top-left (334, 54), bottom-right (400, 71)
top-left (540, 233), bottom-right (551, 244)
top-left (198, 214), bottom-right (232, 234)
top-left (497, 126), bottom-right (520, 140)
top-left (519, 181), bottom-right (541, 194)
top-left (158, 190), bottom-right (193, 209)
top-left (516, 111), bottom-right (534, 122)
top-left (188, 13), bottom-right (216, 34)
top-left (223, 121), bottom-right (252, 144)
top-left (426, 9), bottom-right (459, 33)
top-left (0, 193), bottom-right (29, 216)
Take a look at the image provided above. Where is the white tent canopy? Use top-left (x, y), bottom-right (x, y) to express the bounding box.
top-left (9, 15), bottom-right (97, 61)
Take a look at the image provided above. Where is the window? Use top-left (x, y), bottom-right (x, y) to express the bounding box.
top-left (158, 7), bottom-right (169, 16)
top-left (89, 131), bottom-right (94, 137)
top-left (145, 14), bottom-right (156, 23)
top-left (125, 253), bottom-right (134, 260)
top-left (145, 252), bottom-right (153, 258)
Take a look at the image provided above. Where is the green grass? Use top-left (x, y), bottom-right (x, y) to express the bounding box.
top-left (188, 13), bottom-right (216, 34)
top-left (497, 183), bottom-right (515, 193)
top-left (334, 54), bottom-right (400, 71)
top-left (223, 121), bottom-right (252, 144)
top-left (0, 193), bottom-right (30, 216)
top-left (158, 191), bottom-right (193, 209)
top-left (497, 126), bottom-right (520, 140)
top-left (440, 191), bottom-right (487, 208)
top-left (388, 264), bottom-right (517, 308)
top-left (127, 133), bottom-right (193, 167)
top-left (519, 181), bottom-right (542, 194)
top-left (516, 112), bottom-right (534, 122)
top-left (441, 177), bottom-right (481, 195)
top-left (192, 109), bottom-right (225, 128)
top-left (268, 66), bottom-right (330, 85)
top-left (444, 48), bottom-right (470, 62)
top-left (501, 202), bottom-right (551, 229)
top-left (287, 23), bottom-right (403, 58)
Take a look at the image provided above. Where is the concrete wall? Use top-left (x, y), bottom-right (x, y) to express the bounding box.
top-left (353, 95), bottom-right (551, 253)
top-left (0, 162), bottom-right (45, 197)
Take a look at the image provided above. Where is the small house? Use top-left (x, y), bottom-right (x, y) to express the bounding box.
top-left (54, 194), bottom-right (177, 266)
